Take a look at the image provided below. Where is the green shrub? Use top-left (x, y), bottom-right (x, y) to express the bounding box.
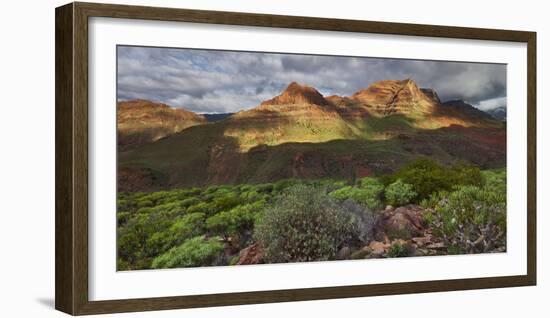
top-left (147, 212), bottom-right (206, 255)
top-left (212, 192), bottom-right (242, 212)
top-left (329, 177), bottom-right (383, 210)
top-left (387, 241), bottom-right (411, 258)
top-left (482, 169), bottom-right (506, 192)
top-left (452, 163), bottom-right (484, 187)
top-left (426, 183), bottom-right (506, 254)
top-left (117, 211), bottom-right (131, 226)
top-left (228, 255), bottom-right (240, 266)
top-left (151, 236), bottom-right (224, 269)
top-left (180, 197), bottom-right (200, 208)
top-left (255, 185), bottom-right (360, 263)
top-left (384, 159), bottom-right (483, 202)
top-left (117, 212), bottom-right (172, 269)
top-left (350, 249), bottom-right (371, 260)
top-left (385, 179), bottom-right (416, 206)
top-left (206, 200), bottom-right (266, 239)
top-left (136, 198), bottom-right (153, 209)
top-left (186, 201), bottom-right (217, 215)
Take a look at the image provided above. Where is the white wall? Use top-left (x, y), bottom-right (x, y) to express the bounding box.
top-left (0, 0), bottom-right (547, 317)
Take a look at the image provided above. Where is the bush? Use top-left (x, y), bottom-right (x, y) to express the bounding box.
top-left (387, 241), bottom-right (411, 258)
top-left (426, 184), bottom-right (506, 254)
top-left (117, 211), bottom-right (131, 226)
top-left (482, 169), bottom-right (506, 192)
top-left (206, 200), bottom-right (266, 239)
top-left (147, 212), bottom-right (206, 255)
top-left (151, 236), bottom-right (224, 268)
top-left (384, 159), bottom-right (483, 202)
top-left (212, 192), bottom-right (242, 212)
top-left (339, 199), bottom-right (375, 244)
top-left (329, 177), bottom-right (384, 209)
top-left (385, 179), bottom-right (416, 206)
top-left (117, 212), bottom-right (171, 269)
top-left (254, 185), bottom-right (360, 263)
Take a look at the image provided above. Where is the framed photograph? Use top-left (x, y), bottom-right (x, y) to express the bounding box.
top-left (55, 2), bottom-right (537, 315)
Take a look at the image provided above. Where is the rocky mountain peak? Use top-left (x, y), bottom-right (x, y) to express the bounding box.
top-left (420, 88), bottom-right (441, 104)
top-left (350, 79), bottom-right (435, 115)
top-left (260, 82), bottom-right (329, 106)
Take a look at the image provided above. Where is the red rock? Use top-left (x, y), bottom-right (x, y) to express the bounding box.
top-left (374, 205), bottom-right (427, 240)
top-left (236, 243), bottom-right (263, 265)
top-left (368, 241), bottom-right (390, 257)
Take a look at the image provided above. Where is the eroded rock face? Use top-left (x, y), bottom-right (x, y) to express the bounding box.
top-left (351, 79), bottom-right (437, 115)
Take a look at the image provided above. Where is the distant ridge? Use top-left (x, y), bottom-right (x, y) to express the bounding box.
top-left (441, 99), bottom-right (494, 120)
top-left (117, 99), bottom-right (206, 150)
top-left (486, 106), bottom-right (506, 121)
top-left (202, 113), bottom-right (234, 122)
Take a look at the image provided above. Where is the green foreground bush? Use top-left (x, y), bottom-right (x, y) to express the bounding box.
top-left (385, 179), bottom-right (416, 206)
top-left (254, 185), bottom-right (361, 263)
top-left (423, 169), bottom-right (506, 254)
top-left (382, 159), bottom-right (483, 202)
top-left (329, 177), bottom-right (384, 209)
top-left (151, 236), bottom-right (224, 269)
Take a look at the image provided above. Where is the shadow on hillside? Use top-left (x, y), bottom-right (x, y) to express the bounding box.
top-left (117, 119), bottom-right (506, 191)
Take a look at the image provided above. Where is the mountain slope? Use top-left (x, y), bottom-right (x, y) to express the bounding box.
top-left (118, 80), bottom-right (506, 191)
top-left (117, 99), bottom-right (206, 150)
top-left (226, 82), bottom-right (359, 150)
top-left (486, 106), bottom-right (507, 121)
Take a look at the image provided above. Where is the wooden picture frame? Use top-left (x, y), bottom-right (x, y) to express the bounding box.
top-left (55, 2), bottom-right (536, 315)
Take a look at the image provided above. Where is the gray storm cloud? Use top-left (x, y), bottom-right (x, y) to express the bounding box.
top-left (117, 46), bottom-right (507, 114)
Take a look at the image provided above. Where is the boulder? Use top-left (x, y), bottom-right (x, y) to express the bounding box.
top-left (368, 241), bottom-right (391, 258)
top-left (374, 205), bottom-right (427, 240)
top-left (236, 243), bottom-right (263, 265)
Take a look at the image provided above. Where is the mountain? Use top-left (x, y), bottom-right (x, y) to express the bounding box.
top-left (227, 82), bottom-right (357, 150)
top-left (202, 113), bottom-right (234, 122)
top-left (260, 81), bottom-right (330, 106)
top-left (351, 79), bottom-right (437, 115)
top-left (486, 106), bottom-right (507, 121)
top-left (420, 88), bottom-right (441, 104)
top-left (117, 99), bottom-right (206, 150)
top-left (118, 80), bottom-right (506, 191)
top-left (441, 100), bottom-right (494, 120)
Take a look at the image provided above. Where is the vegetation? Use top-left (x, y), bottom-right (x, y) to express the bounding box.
top-left (380, 159), bottom-right (483, 202)
top-left (385, 179), bottom-right (416, 206)
top-left (254, 185), bottom-right (361, 263)
top-left (387, 241), bottom-right (411, 258)
top-left (422, 169), bottom-right (506, 254)
top-left (117, 159), bottom-right (506, 269)
top-left (151, 236), bottom-right (224, 269)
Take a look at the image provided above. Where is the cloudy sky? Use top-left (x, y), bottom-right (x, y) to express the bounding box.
top-left (117, 45), bottom-right (507, 114)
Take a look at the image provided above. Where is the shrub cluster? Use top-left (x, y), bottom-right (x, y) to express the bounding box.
top-left (254, 185), bottom-right (362, 263)
top-left (117, 159), bottom-right (505, 268)
top-left (381, 159), bottom-right (483, 202)
top-left (422, 169), bottom-right (506, 254)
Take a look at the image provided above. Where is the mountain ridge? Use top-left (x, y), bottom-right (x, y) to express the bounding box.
top-left (117, 79), bottom-right (506, 191)
top-left (117, 99), bottom-right (206, 150)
